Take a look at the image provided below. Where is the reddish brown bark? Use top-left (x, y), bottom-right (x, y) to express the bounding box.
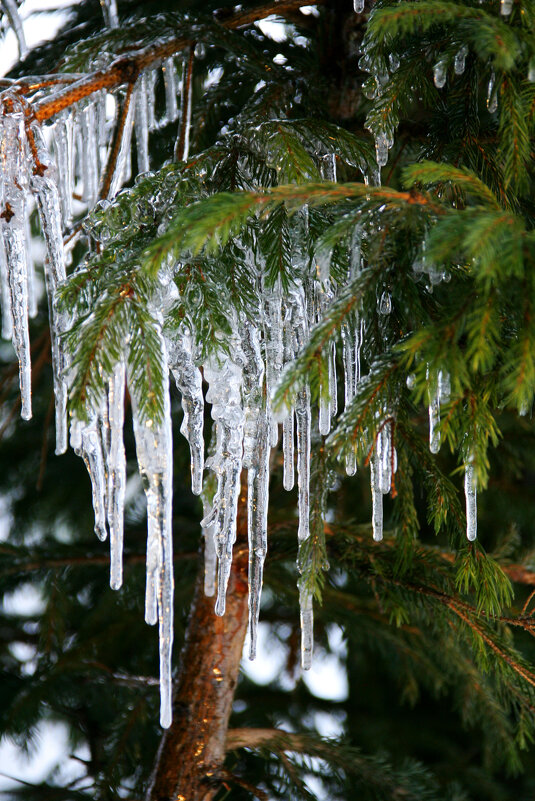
top-left (146, 492), bottom-right (250, 801)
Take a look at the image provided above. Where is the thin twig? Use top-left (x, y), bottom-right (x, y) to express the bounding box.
top-left (100, 81), bottom-right (136, 200)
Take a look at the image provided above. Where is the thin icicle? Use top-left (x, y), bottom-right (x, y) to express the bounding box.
top-left (0, 239), bottom-right (12, 340)
top-left (129, 330), bottom-right (174, 728)
top-left (1, 110), bottom-right (31, 420)
top-left (2, 0), bottom-right (27, 59)
top-left (30, 122), bottom-right (68, 454)
top-left (80, 102), bottom-right (98, 204)
top-left (135, 74), bottom-right (150, 174)
top-left (145, 69), bottom-right (157, 132)
top-left (53, 111), bottom-right (74, 226)
top-left (247, 407), bottom-right (270, 660)
top-left (24, 208), bottom-right (37, 319)
top-left (370, 447), bottom-right (383, 541)
top-left (163, 57), bottom-right (179, 123)
top-left (202, 495), bottom-right (217, 597)
top-left (299, 584), bottom-right (313, 669)
top-left (169, 329), bottom-right (204, 495)
top-left (100, 0), bottom-right (119, 27)
top-left (283, 415), bottom-right (295, 490)
top-left (107, 362), bottom-right (126, 590)
top-left (464, 460), bottom-right (477, 541)
top-left (178, 50), bottom-right (193, 161)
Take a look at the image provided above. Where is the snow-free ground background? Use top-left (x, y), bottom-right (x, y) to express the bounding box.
top-left (0, 4), bottom-right (347, 797)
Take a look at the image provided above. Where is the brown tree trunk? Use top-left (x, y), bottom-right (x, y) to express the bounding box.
top-left (146, 491), bottom-right (249, 801)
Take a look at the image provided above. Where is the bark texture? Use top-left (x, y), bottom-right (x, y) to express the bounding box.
top-left (147, 495), bottom-right (249, 801)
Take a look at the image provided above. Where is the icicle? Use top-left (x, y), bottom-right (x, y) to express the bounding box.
top-left (24, 208), bottom-right (37, 319)
top-left (295, 384), bottom-right (310, 542)
top-left (80, 103), bottom-right (98, 204)
top-left (53, 111), bottom-right (74, 226)
top-left (203, 341), bottom-right (245, 617)
top-left (135, 74), bottom-right (150, 174)
top-left (528, 58), bottom-right (535, 83)
top-left (464, 460), bottom-right (477, 541)
top-left (2, 0), bottom-right (27, 59)
top-left (169, 329), bottom-right (204, 495)
top-left (375, 132), bottom-right (388, 167)
top-left (487, 72), bottom-right (498, 113)
top-left (377, 420), bottom-right (393, 495)
top-left (145, 69), bottom-right (157, 132)
top-left (100, 0), bottom-right (119, 27)
top-left (163, 57), bottom-right (179, 123)
top-left (428, 369), bottom-right (450, 455)
top-left (299, 584), bottom-right (314, 669)
top-left (179, 50), bottom-right (193, 161)
top-left (454, 45), bottom-right (468, 75)
top-left (80, 414), bottom-right (108, 542)
top-left (370, 447), bottom-right (383, 541)
top-left (107, 362), bottom-right (126, 590)
top-left (247, 407), bottom-right (270, 660)
top-left (433, 60), bottom-right (447, 89)
top-left (1, 110), bottom-right (32, 420)
top-left (202, 496), bottom-right (217, 597)
top-left (30, 122), bottom-right (68, 454)
top-left (353, 0), bottom-right (365, 11)
top-left (128, 330), bottom-right (174, 729)
top-left (282, 414), bottom-right (295, 490)
top-left (0, 239), bottom-right (12, 340)
top-left (500, 0), bottom-right (513, 15)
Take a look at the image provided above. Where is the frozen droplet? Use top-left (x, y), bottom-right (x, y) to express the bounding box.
top-left (454, 45), bottom-right (468, 75)
top-left (433, 60), bottom-right (447, 89)
top-left (353, 0), bottom-right (365, 11)
top-left (500, 0), bottom-right (513, 15)
top-left (528, 58), bottom-right (535, 83)
top-left (487, 73), bottom-right (498, 113)
top-left (379, 290), bottom-right (392, 315)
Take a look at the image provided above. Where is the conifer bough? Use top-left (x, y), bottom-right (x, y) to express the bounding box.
top-left (0, 0), bottom-right (534, 767)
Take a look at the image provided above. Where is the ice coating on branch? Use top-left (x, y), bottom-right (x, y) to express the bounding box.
top-left (433, 60), bottom-right (447, 89)
top-left (135, 74), bottom-right (150, 174)
top-left (169, 328), bottom-right (204, 495)
top-left (107, 362), bottom-right (126, 590)
top-left (2, 0), bottom-right (27, 59)
top-left (128, 328), bottom-right (174, 729)
top-left (464, 460), bottom-right (477, 541)
top-left (108, 92), bottom-right (135, 197)
top-left (203, 339), bottom-right (245, 617)
top-left (454, 45), bottom-right (468, 75)
top-left (163, 58), bottom-right (179, 123)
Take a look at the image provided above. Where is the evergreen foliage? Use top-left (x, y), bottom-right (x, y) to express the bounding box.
top-left (1, 0), bottom-right (535, 799)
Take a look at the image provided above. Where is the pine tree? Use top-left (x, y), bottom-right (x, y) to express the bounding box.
top-left (1, 0), bottom-right (535, 798)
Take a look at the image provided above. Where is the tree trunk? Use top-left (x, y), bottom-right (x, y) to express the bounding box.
top-left (147, 490), bottom-right (249, 801)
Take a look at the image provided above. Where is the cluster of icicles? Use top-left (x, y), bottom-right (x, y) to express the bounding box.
top-left (0, 36), bottom-right (476, 733)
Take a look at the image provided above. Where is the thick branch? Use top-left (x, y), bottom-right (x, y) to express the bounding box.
top-left (146, 489), bottom-right (250, 801)
top-left (32, 1), bottom-right (322, 123)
